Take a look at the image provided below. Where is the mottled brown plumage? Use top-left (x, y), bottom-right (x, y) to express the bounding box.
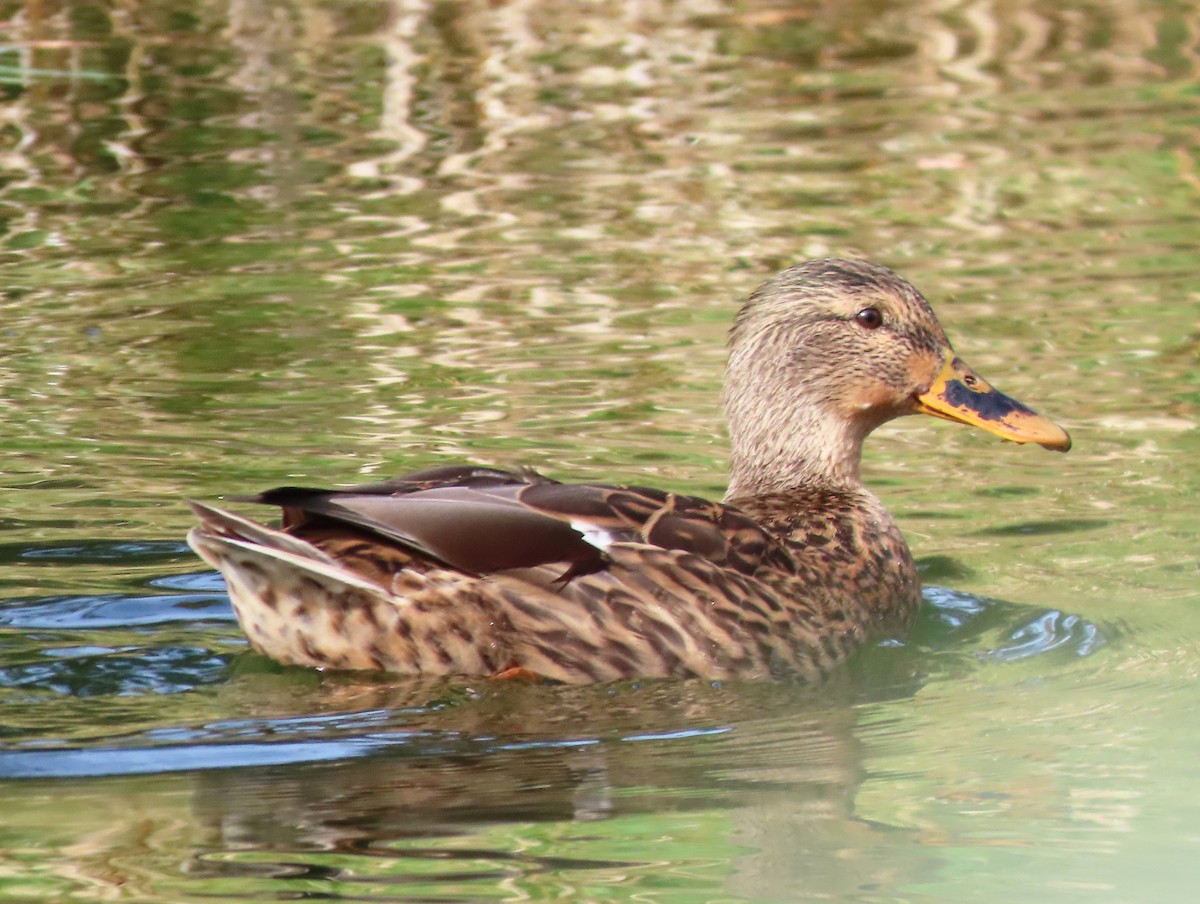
top-left (188, 259), bottom-right (1070, 683)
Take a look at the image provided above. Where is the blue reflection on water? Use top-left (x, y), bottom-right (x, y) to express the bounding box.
top-left (0, 590), bottom-right (234, 629)
top-left (919, 585), bottom-right (1107, 660)
top-left (0, 736), bottom-right (394, 779)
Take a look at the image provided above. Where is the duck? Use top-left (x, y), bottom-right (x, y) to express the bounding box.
top-left (188, 259), bottom-right (1070, 684)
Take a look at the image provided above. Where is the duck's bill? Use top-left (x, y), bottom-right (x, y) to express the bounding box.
top-left (914, 355), bottom-right (1072, 452)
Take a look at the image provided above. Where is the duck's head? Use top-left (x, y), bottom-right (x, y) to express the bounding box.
top-left (723, 259), bottom-right (1070, 499)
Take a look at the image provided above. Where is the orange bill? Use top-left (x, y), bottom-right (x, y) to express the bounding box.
top-left (914, 355), bottom-right (1071, 452)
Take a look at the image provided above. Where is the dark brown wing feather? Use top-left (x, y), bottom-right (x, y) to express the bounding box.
top-left (236, 468), bottom-right (602, 577)
top-left (235, 465), bottom-right (796, 582)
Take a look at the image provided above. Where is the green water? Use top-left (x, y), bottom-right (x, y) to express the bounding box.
top-left (1, 1), bottom-right (1198, 901)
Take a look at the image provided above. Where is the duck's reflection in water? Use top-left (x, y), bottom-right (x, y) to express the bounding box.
top-left (189, 673), bottom-right (925, 898)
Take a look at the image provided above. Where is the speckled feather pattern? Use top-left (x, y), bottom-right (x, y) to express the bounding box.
top-left (190, 469), bottom-right (919, 683)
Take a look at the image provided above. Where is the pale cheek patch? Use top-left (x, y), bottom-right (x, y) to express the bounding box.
top-left (907, 353), bottom-right (941, 394)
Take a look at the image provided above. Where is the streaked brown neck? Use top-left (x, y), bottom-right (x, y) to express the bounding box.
top-left (723, 399), bottom-right (872, 503)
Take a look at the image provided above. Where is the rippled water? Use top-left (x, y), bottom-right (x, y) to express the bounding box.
top-left (1, 1), bottom-right (1198, 901)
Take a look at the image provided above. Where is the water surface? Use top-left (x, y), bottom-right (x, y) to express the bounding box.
top-left (1, 1), bottom-right (1198, 901)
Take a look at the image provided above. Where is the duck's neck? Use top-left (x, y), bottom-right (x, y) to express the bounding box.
top-left (723, 402), bottom-right (870, 503)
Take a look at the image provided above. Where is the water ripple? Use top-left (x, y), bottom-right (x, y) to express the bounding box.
top-left (0, 589), bottom-right (233, 630)
top-left (918, 585), bottom-right (1108, 661)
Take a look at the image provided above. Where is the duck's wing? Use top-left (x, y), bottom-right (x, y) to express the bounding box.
top-left (223, 464), bottom-right (795, 583)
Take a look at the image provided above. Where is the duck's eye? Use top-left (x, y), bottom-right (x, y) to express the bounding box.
top-left (855, 307), bottom-right (883, 330)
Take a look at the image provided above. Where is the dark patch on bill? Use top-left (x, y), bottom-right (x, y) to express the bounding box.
top-left (942, 379), bottom-right (1036, 422)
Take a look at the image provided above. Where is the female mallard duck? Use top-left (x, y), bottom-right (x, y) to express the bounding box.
top-left (189, 259), bottom-right (1070, 683)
